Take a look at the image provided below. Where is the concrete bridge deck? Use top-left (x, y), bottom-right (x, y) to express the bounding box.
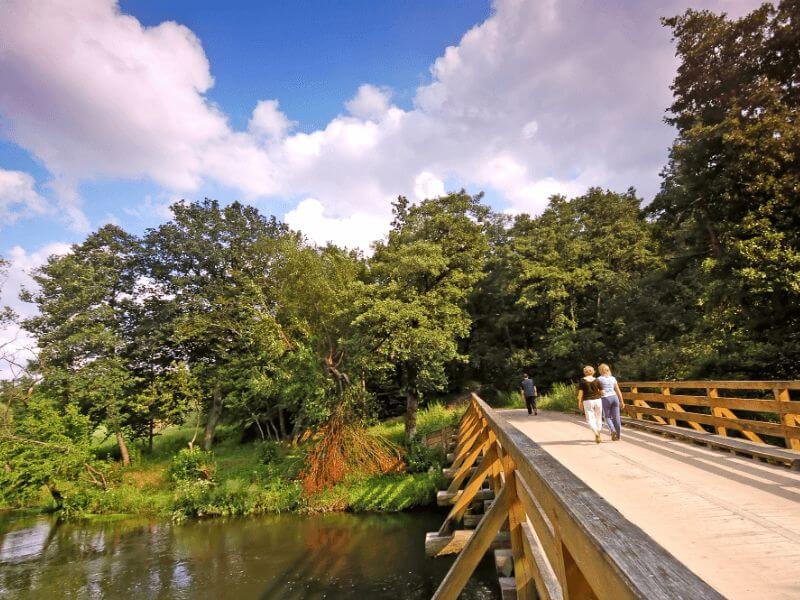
top-left (502, 409), bottom-right (800, 600)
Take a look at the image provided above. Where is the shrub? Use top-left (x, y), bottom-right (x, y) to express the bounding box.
top-left (404, 436), bottom-right (445, 473)
top-left (167, 447), bottom-right (216, 483)
top-left (257, 440), bottom-right (281, 465)
top-left (539, 382), bottom-right (577, 412)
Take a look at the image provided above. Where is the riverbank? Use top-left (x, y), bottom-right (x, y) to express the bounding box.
top-left (2, 403), bottom-right (464, 521)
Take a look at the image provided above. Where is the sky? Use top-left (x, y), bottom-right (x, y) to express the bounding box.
top-left (0, 0), bottom-right (762, 376)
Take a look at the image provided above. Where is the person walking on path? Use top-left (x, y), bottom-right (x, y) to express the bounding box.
top-left (577, 365), bottom-right (604, 443)
top-left (520, 373), bottom-right (538, 415)
top-left (597, 363), bottom-right (625, 441)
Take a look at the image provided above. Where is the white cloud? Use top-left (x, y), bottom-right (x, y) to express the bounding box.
top-left (413, 171), bottom-right (446, 201)
top-left (0, 0), bottom-right (763, 243)
top-left (284, 198), bottom-right (390, 252)
top-left (248, 99), bottom-right (295, 140)
top-left (345, 84), bottom-right (392, 121)
top-left (1, 242), bottom-right (72, 379)
top-left (0, 168), bottom-right (49, 225)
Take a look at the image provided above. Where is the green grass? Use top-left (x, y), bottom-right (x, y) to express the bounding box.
top-left (369, 402), bottom-right (464, 444)
top-left (492, 382), bottom-right (577, 413)
top-left (39, 406), bottom-right (462, 521)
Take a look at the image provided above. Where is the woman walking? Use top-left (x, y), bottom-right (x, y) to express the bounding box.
top-left (577, 365), bottom-right (604, 443)
top-left (597, 363), bottom-right (625, 441)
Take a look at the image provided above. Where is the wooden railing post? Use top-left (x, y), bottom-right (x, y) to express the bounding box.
top-left (775, 386), bottom-right (800, 451)
top-left (708, 387), bottom-right (727, 436)
top-left (662, 386), bottom-right (676, 426)
top-left (550, 511), bottom-right (596, 600)
top-left (501, 453), bottom-right (535, 600)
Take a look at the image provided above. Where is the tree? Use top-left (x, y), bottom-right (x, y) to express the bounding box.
top-left (22, 225), bottom-right (142, 465)
top-left (143, 200), bottom-right (292, 449)
top-left (353, 192), bottom-right (488, 442)
top-left (652, 0), bottom-right (800, 377)
top-left (0, 394), bottom-right (95, 507)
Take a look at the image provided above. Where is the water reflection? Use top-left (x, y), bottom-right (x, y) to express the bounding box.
top-left (0, 511), bottom-right (499, 599)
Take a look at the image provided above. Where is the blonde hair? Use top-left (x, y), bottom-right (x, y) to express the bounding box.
top-left (583, 365), bottom-right (595, 376)
top-left (598, 363), bottom-right (611, 375)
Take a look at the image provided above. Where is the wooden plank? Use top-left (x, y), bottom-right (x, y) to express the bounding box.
top-left (620, 417), bottom-right (800, 469)
top-left (446, 434), bottom-right (488, 494)
top-left (775, 387), bottom-right (800, 451)
top-left (709, 388), bottom-right (726, 437)
top-left (662, 387), bottom-right (676, 426)
top-left (515, 473), bottom-right (558, 568)
top-left (632, 399), bottom-right (667, 425)
top-left (442, 465), bottom-right (476, 479)
top-left (473, 394), bottom-right (723, 600)
top-left (664, 400), bottom-right (708, 433)
top-left (432, 483), bottom-right (511, 599)
top-left (437, 488), bottom-right (494, 506)
top-left (425, 529), bottom-right (511, 557)
top-left (621, 380), bottom-right (800, 390)
top-left (624, 404), bottom-right (799, 439)
top-left (715, 406), bottom-right (764, 444)
top-left (501, 455), bottom-right (535, 600)
top-left (627, 391), bottom-right (784, 413)
top-left (451, 421), bottom-right (483, 467)
top-left (520, 522), bottom-right (563, 600)
top-left (439, 444), bottom-right (498, 534)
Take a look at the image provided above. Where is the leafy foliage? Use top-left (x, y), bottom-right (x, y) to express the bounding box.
top-left (0, 396), bottom-right (96, 507)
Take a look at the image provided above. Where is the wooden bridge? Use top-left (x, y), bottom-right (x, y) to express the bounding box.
top-left (427, 381), bottom-right (800, 599)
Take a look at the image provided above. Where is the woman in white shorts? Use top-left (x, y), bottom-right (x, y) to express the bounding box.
top-left (577, 365), bottom-right (604, 444)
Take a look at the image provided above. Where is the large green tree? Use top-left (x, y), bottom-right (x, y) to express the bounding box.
top-left (143, 200), bottom-right (292, 449)
top-left (23, 225), bottom-right (142, 465)
top-left (653, 0), bottom-right (800, 376)
top-left (354, 192), bottom-right (488, 442)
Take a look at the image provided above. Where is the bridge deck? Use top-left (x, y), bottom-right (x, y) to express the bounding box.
top-left (502, 409), bottom-right (800, 600)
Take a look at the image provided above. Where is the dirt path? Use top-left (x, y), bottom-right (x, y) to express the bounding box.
top-left (502, 409), bottom-right (800, 600)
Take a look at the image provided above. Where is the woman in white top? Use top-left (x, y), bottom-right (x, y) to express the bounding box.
top-left (597, 363), bottom-right (625, 441)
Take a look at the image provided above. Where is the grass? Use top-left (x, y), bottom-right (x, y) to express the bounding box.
top-left (369, 402), bottom-right (465, 444)
top-left (492, 382), bottom-right (578, 413)
top-left (34, 404), bottom-right (464, 521)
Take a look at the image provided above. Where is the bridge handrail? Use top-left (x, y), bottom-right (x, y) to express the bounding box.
top-left (618, 380), bottom-right (800, 450)
top-left (432, 393), bottom-right (723, 600)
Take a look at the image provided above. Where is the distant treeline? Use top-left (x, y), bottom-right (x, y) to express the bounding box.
top-left (1, 1), bottom-right (798, 466)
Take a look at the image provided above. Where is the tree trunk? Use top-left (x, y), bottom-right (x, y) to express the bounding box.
top-left (203, 388), bottom-right (223, 451)
top-left (402, 369), bottom-right (419, 445)
top-left (148, 418), bottom-right (155, 454)
top-left (116, 429), bottom-right (131, 467)
top-left (278, 407), bottom-right (287, 439)
top-left (698, 201), bottom-right (723, 258)
top-left (405, 388), bottom-right (419, 444)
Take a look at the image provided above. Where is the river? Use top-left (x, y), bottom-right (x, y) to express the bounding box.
top-left (0, 510), bottom-right (500, 599)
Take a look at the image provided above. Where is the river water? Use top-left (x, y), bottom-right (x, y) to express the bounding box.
top-left (0, 510), bottom-right (500, 599)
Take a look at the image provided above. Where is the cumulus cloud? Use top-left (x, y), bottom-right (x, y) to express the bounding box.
top-left (0, 0), bottom-right (762, 243)
top-left (249, 99), bottom-right (295, 140)
top-left (0, 168), bottom-right (49, 225)
top-left (346, 84), bottom-right (393, 121)
top-left (284, 198), bottom-right (390, 252)
top-left (1, 242), bottom-right (72, 378)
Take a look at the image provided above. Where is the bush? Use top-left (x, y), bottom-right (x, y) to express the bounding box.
top-left (404, 436), bottom-right (444, 473)
top-left (257, 440), bottom-right (281, 465)
top-left (539, 382), bottom-right (577, 412)
top-left (167, 447), bottom-right (216, 483)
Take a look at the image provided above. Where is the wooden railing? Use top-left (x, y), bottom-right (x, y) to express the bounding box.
top-left (431, 394), bottom-right (722, 600)
top-left (619, 380), bottom-right (800, 450)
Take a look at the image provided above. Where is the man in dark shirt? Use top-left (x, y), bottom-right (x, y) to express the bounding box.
top-left (520, 373), bottom-right (538, 415)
